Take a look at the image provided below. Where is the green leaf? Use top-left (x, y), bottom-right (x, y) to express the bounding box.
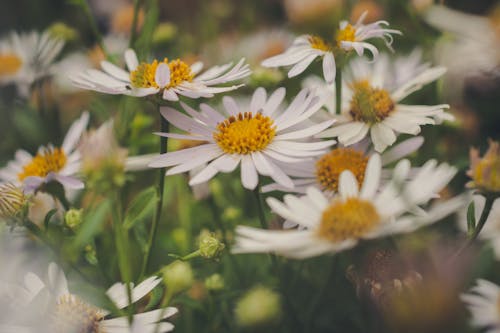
top-left (43, 209), bottom-right (58, 229)
top-left (72, 199), bottom-right (111, 250)
top-left (467, 201), bottom-right (476, 236)
top-left (124, 186), bottom-right (157, 229)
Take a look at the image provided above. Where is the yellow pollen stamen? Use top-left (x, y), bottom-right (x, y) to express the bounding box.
top-left (308, 36), bottom-right (330, 52)
top-left (317, 197), bottom-right (381, 242)
top-left (470, 140), bottom-right (500, 193)
top-left (18, 147), bottom-right (67, 181)
top-left (349, 80), bottom-right (395, 124)
top-left (0, 53), bottom-right (22, 77)
top-left (129, 58), bottom-right (193, 89)
top-left (52, 294), bottom-right (104, 333)
top-left (0, 183), bottom-right (25, 218)
top-left (336, 23), bottom-right (357, 46)
top-left (213, 112), bottom-right (276, 155)
top-left (315, 148), bottom-right (369, 192)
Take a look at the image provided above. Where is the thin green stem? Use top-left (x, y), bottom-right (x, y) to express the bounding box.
top-left (129, 0), bottom-right (143, 48)
top-left (141, 110), bottom-right (169, 277)
top-left (252, 184), bottom-right (268, 230)
top-left (80, 0), bottom-right (108, 57)
top-left (335, 67), bottom-right (342, 115)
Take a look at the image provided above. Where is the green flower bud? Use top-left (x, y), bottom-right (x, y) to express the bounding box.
top-left (198, 232), bottom-right (225, 259)
top-left (64, 208), bottom-right (83, 229)
top-left (222, 206), bottom-right (241, 221)
top-left (161, 261), bottom-right (194, 295)
top-left (235, 286), bottom-right (282, 327)
top-left (204, 273), bottom-right (224, 291)
top-left (249, 68), bottom-right (284, 88)
top-left (47, 22), bottom-right (78, 42)
top-left (152, 23), bottom-right (178, 45)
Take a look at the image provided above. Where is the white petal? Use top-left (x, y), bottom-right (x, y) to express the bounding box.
top-left (241, 155), bottom-right (258, 190)
top-left (339, 170), bottom-right (359, 198)
top-left (124, 49), bottom-right (139, 71)
top-left (360, 154), bottom-right (381, 199)
top-left (322, 52), bottom-right (336, 84)
top-left (155, 63), bottom-right (171, 88)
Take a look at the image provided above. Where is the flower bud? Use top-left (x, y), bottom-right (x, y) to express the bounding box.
top-left (152, 23), bottom-right (178, 45)
top-left (235, 286), bottom-right (282, 327)
top-left (204, 273), bottom-right (224, 291)
top-left (161, 261), bottom-right (194, 295)
top-left (47, 22), bottom-right (78, 42)
top-left (198, 232), bottom-right (225, 259)
top-left (468, 140), bottom-right (500, 194)
top-left (65, 208), bottom-right (83, 229)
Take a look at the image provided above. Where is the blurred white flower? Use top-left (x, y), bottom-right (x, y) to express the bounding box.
top-left (461, 279), bottom-right (500, 333)
top-left (0, 31), bottom-right (64, 96)
top-left (234, 155), bottom-right (463, 259)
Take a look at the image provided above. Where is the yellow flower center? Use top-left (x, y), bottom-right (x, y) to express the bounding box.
top-left (315, 148), bottom-right (369, 192)
top-left (308, 35), bottom-right (330, 51)
top-left (336, 23), bottom-right (357, 46)
top-left (0, 53), bottom-right (22, 77)
top-left (129, 58), bottom-right (193, 89)
top-left (317, 197), bottom-right (381, 242)
top-left (0, 183), bottom-right (25, 218)
top-left (18, 147), bottom-right (67, 181)
top-left (213, 112), bottom-right (276, 155)
top-left (52, 294), bottom-right (104, 333)
top-left (473, 155), bottom-right (500, 193)
top-left (349, 80), bottom-right (395, 124)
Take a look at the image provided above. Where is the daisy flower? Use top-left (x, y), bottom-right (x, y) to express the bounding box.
top-left (0, 112), bottom-right (89, 193)
top-left (148, 87), bottom-right (336, 190)
top-left (261, 11), bottom-right (401, 84)
top-left (233, 155), bottom-right (463, 259)
top-left (461, 279), bottom-right (500, 333)
top-left (317, 53), bottom-right (453, 152)
top-left (262, 136), bottom-right (424, 194)
top-left (0, 31), bottom-right (64, 96)
top-left (70, 48), bottom-right (251, 101)
top-left (0, 263), bottom-right (177, 333)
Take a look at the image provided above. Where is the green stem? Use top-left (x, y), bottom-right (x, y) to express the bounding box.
top-left (154, 290), bottom-right (173, 333)
top-left (252, 184), bottom-right (268, 230)
top-left (335, 67), bottom-right (342, 115)
top-left (129, 0), bottom-right (143, 48)
top-left (80, 0), bottom-right (108, 58)
top-left (141, 110), bottom-right (169, 277)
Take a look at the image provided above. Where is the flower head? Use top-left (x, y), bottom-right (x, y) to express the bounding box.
top-left (0, 112), bottom-right (89, 193)
top-left (468, 140), bottom-right (500, 194)
top-left (148, 87), bottom-right (336, 190)
top-left (0, 31), bottom-right (64, 96)
top-left (234, 155), bottom-right (463, 259)
top-left (317, 52), bottom-right (452, 152)
top-left (261, 11), bottom-right (401, 84)
top-left (71, 48), bottom-right (251, 101)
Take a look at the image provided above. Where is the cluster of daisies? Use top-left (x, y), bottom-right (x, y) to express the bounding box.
top-left (1, 9), bottom-right (499, 333)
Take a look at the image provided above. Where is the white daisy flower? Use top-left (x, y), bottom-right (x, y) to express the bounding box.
top-left (0, 112), bottom-right (89, 193)
top-left (263, 136), bottom-right (424, 194)
top-left (0, 263), bottom-right (177, 333)
top-left (317, 53), bottom-right (453, 152)
top-left (0, 31), bottom-right (64, 96)
top-left (148, 87), bottom-right (336, 190)
top-left (261, 11), bottom-right (401, 84)
top-left (71, 48), bottom-right (251, 101)
top-left (233, 155), bottom-right (464, 259)
top-left (461, 279), bottom-right (500, 333)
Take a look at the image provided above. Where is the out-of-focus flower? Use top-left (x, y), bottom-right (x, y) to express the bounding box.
top-left (161, 261), bottom-right (194, 296)
top-left (234, 155), bottom-right (463, 259)
top-left (0, 112), bottom-right (89, 193)
top-left (350, 1), bottom-right (384, 23)
top-left (318, 52), bottom-right (452, 152)
top-left (0, 263), bottom-right (177, 333)
top-left (0, 183), bottom-right (26, 221)
top-left (283, 0), bottom-right (343, 24)
top-left (262, 137), bottom-right (424, 194)
top-left (149, 87), bottom-right (335, 190)
top-left (80, 120), bottom-right (127, 191)
top-left (425, 5), bottom-right (500, 101)
top-left (71, 48), bottom-right (251, 102)
top-left (47, 22), bottom-right (78, 42)
top-left (467, 140), bottom-right (500, 194)
top-left (462, 279), bottom-right (500, 333)
top-left (110, 4), bottom-right (144, 35)
top-left (152, 23), bottom-right (177, 46)
top-left (204, 274), bottom-right (224, 291)
top-left (0, 31), bottom-right (64, 96)
top-left (262, 11), bottom-right (401, 84)
top-left (234, 286), bottom-right (281, 327)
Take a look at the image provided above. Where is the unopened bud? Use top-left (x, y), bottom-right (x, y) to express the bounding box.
top-left (47, 22), bottom-right (78, 42)
top-left (65, 208), bottom-right (83, 229)
top-left (205, 273), bottom-right (224, 291)
top-left (235, 286), bottom-right (282, 327)
top-left (152, 23), bottom-right (177, 45)
top-left (199, 232), bottom-right (225, 259)
top-left (161, 261), bottom-right (194, 295)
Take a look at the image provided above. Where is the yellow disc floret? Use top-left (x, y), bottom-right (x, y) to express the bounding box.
top-left (213, 112), bottom-right (276, 155)
top-left (336, 23), bottom-right (357, 46)
top-left (18, 147), bottom-right (67, 181)
top-left (308, 35), bottom-right (331, 52)
top-left (52, 294), bottom-right (104, 333)
top-left (130, 58), bottom-right (193, 89)
top-left (0, 53), bottom-right (22, 77)
top-left (317, 197), bottom-right (381, 242)
top-left (349, 80), bottom-right (395, 124)
top-left (315, 148), bottom-right (369, 192)
top-left (468, 140), bottom-right (500, 193)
